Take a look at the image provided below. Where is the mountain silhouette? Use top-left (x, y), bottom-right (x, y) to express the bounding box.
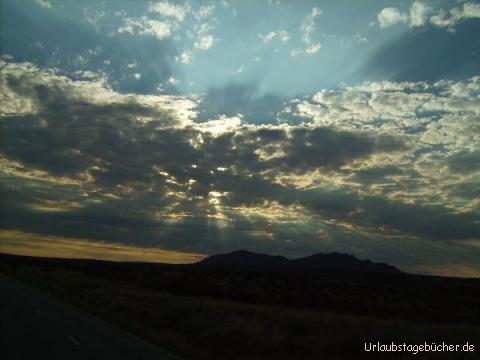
top-left (197, 250), bottom-right (400, 273)
top-left (198, 250), bottom-right (289, 267)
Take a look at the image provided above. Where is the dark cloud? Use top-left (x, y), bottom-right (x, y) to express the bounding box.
top-left (350, 165), bottom-right (408, 184)
top-left (447, 150), bottom-right (480, 174)
top-left (449, 181), bottom-right (480, 200)
top-left (1, 60), bottom-right (479, 267)
top-left (358, 195), bottom-right (480, 240)
top-left (266, 126), bottom-right (406, 172)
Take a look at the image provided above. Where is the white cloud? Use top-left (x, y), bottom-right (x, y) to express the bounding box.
top-left (409, 1), bottom-right (431, 27)
top-left (311, 7), bottom-right (322, 17)
top-left (430, 10), bottom-right (455, 28)
top-left (258, 30), bottom-right (290, 44)
top-left (83, 8), bottom-right (106, 27)
top-left (378, 2), bottom-right (480, 30)
top-left (196, 115), bottom-right (243, 136)
top-left (72, 70), bottom-right (100, 80)
top-left (191, 20), bottom-right (217, 52)
top-left (178, 50), bottom-right (192, 64)
top-left (33, 0), bottom-right (52, 9)
top-left (258, 31), bottom-right (276, 43)
top-left (168, 76), bottom-right (179, 85)
top-left (233, 65), bottom-right (245, 74)
top-left (448, 76), bottom-right (480, 98)
top-left (463, 2), bottom-right (480, 18)
top-left (117, 17), bottom-right (171, 40)
top-left (289, 77), bottom-right (480, 212)
top-left (377, 7), bottom-right (408, 28)
top-left (300, 7), bottom-right (322, 43)
top-left (0, 60), bottom-right (197, 126)
top-left (194, 4), bottom-right (215, 20)
top-left (354, 34), bottom-right (368, 43)
top-left (278, 30), bottom-right (290, 42)
top-left (195, 34), bottom-right (215, 50)
top-left (297, 7), bottom-right (322, 56)
top-left (306, 43), bottom-right (321, 54)
top-left (149, 1), bottom-right (187, 22)
top-left (147, 20), bottom-right (172, 39)
top-left (430, 2), bottom-right (480, 29)
top-left (194, 22), bottom-right (215, 35)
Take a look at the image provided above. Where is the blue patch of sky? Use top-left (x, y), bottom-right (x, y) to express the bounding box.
top-left (2, 0), bottom-right (479, 122)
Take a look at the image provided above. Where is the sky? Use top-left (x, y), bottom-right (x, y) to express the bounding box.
top-left (1, 0), bottom-right (480, 276)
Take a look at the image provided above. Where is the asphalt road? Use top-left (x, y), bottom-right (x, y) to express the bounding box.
top-left (0, 274), bottom-right (182, 360)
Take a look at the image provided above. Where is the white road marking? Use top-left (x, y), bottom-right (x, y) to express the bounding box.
top-left (68, 336), bottom-right (80, 346)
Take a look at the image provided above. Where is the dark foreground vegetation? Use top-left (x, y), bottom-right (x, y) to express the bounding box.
top-left (1, 253), bottom-right (479, 359)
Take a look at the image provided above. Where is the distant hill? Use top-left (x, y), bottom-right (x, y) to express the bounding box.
top-left (197, 250), bottom-right (401, 273)
top-left (197, 250), bottom-right (290, 268)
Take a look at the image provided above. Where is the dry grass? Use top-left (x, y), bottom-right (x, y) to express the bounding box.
top-left (1, 261), bottom-right (479, 360)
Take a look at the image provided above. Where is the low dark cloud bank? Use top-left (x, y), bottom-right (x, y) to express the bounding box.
top-left (1, 60), bottom-right (479, 273)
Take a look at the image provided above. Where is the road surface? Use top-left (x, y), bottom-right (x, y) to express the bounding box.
top-left (0, 274), bottom-right (182, 360)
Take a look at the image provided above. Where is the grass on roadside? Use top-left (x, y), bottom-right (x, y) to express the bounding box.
top-left (1, 263), bottom-right (479, 360)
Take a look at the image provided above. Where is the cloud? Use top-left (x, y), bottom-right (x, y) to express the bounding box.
top-left (32, 0), bottom-right (53, 10)
top-left (0, 59), bottom-right (196, 125)
top-left (377, 7), bottom-right (408, 28)
top-left (167, 76), bottom-right (179, 85)
top-left (149, 1), bottom-right (188, 22)
top-left (378, 2), bottom-right (480, 30)
top-left (409, 1), bottom-right (431, 27)
top-left (196, 115), bottom-right (243, 135)
top-left (258, 31), bottom-right (276, 43)
top-left (2, 1), bottom-right (179, 96)
top-left (290, 76), bottom-right (480, 218)
top-left (297, 7), bottom-right (322, 56)
top-left (193, 4), bottom-right (215, 20)
top-left (1, 59), bottom-right (479, 271)
top-left (146, 19), bottom-right (172, 39)
top-left (233, 65), bottom-right (245, 74)
top-left (195, 34), bottom-right (215, 50)
top-left (430, 2), bottom-right (480, 29)
top-left (416, 263), bottom-right (480, 278)
top-left (0, 230), bottom-right (205, 263)
top-left (278, 30), bottom-right (290, 42)
top-left (117, 17), bottom-right (171, 40)
top-left (258, 30), bottom-right (290, 44)
top-left (306, 43), bottom-right (321, 54)
top-left (178, 50), bottom-right (192, 64)
top-left (300, 7), bottom-right (321, 42)
top-left (115, 1), bottom-right (195, 43)
top-left (191, 19), bottom-right (218, 51)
